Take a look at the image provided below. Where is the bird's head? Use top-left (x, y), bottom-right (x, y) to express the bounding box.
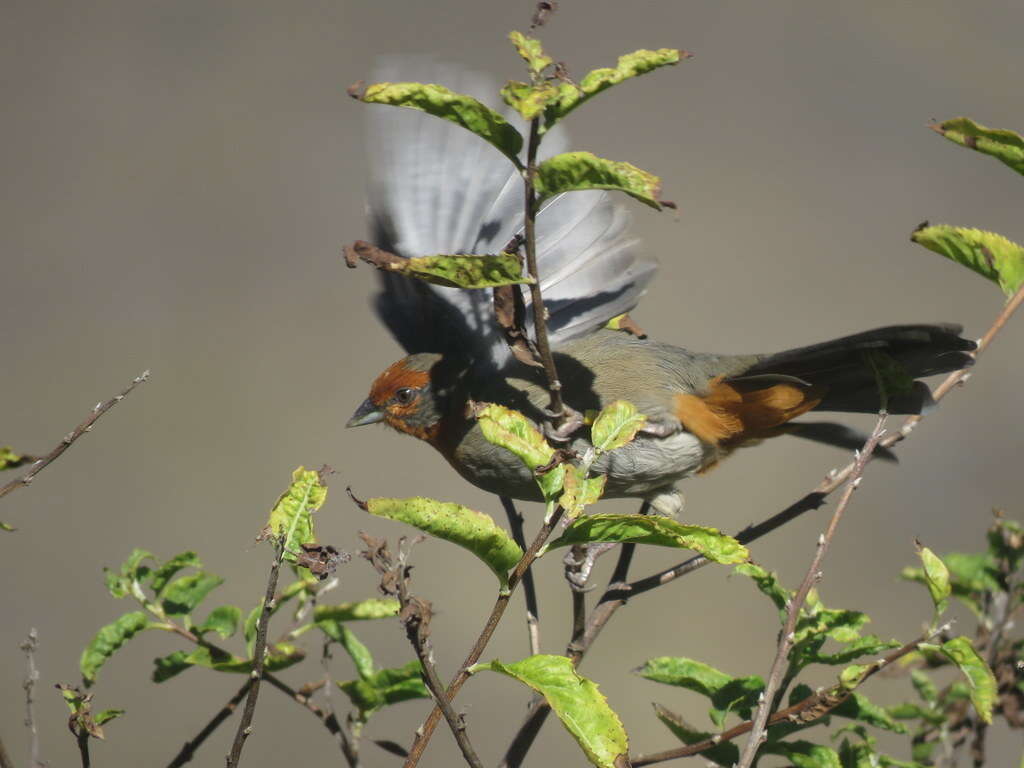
top-left (346, 352), bottom-right (450, 443)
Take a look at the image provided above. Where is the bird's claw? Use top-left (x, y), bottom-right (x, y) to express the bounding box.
top-left (640, 421), bottom-right (680, 438)
top-left (563, 542), bottom-right (618, 591)
top-left (543, 405), bottom-right (585, 444)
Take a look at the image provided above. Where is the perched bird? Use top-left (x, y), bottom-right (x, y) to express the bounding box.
top-left (347, 65), bottom-right (975, 515)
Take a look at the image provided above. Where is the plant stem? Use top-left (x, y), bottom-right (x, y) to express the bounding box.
top-left (736, 414), bottom-right (888, 768)
top-left (521, 117), bottom-right (567, 423)
top-left (167, 682), bottom-right (249, 768)
top-left (401, 505), bottom-right (566, 767)
top-left (501, 496), bottom-right (541, 655)
top-left (0, 370), bottom-right (149, 501)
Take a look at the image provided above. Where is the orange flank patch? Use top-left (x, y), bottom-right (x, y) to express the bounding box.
top-left (673, 377), bottom-right (823, 447)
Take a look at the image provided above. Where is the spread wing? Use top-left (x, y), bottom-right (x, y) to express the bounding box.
top-left (364, 59), bottom-right (657, 369)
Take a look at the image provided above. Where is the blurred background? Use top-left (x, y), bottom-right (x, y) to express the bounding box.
top-left (2, 1), bottom-right (1022, 766)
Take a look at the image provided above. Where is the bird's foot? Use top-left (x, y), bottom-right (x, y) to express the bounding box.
top-left (640, 420), bottom-right (681, 438)
top-left (563, 542), bottom-right (618, 591)
top-left (646, 487), bottom-right (685, 517)
top-left (542, 404), bottom-right (585, 444)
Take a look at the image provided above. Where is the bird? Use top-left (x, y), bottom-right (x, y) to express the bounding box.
top-left (346, 63), bottom-right (976, 515)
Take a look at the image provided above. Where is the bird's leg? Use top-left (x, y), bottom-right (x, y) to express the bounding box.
top-left (542, 403), bottom-right (585, 444)
top-left (639, 421), bottom-right (682, 438)
top-left (563, 542), bottom-right (618, 591)
top-left (646, 487), bottom-right (685, 517)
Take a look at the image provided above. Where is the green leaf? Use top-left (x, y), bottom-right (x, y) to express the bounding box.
top-left (545, 513), bottom-right (748, 564)
top-left (735, 562), bottom-right (791, 613)
top-left (652, 703), bottom-right (739, 767)
top-left (591, 400), bottom-right (647, 452)
top-left (509, 31), bottom-right (552, 76)
top-left (474, 403), bottom-right (564, 499)
top-left (910, 669), bottom-right (938, 705)
top-left (314, 598), bottom-right (401, 642)
top-left (360, 82), bottom-right (524, 169)
top-left (338, 625), bottom-right (375, 681)
top-left (501, 80), bottom-right (561, 121)
top-left (402, 253), bottom-right (530, 289)
top-left (363, 497), bottom-right (524, 588)
top-left (762, 740), bottom-right (842, 768)
top-left (795, 606), bottom-right (870, 646)
top-left (805, 635), bottom-right (900, 665)
top-left (196, 605), bottom-right (242, 639)
top-left (338, 660), bottom-right (429, 720)
top-left (80, 611), bottom-right (152, 686)
top-left (911, 223), bottom-right (1024, 298)
top-left (542, 48), bottom-right (686, 130)
top-left (931, 117), bottom-right (1024, 176)
top-left (558, 467), bottom-right (606, 519)
top-left (915, 543), bottom-right (951, 616)
top-left (243, 603), bottom-right (261, 653)
top-left (832, 691), bottom-right (907, 734)
top-left (150, 551), bottom-right (201, 596)
top-left (940, 636), bottom-right (997, 724)
top-left (94, 709), bottom-right (124, 726)
top-left (161, 572), bottom-right (224, 617)
top-left (636, 657), bottom-right (764, 727)
top-left (180, 643), bottom-right (306, 675)
top-left (152, 650), bottom-right (192, 683)
top-left (0, 446), bottom-right (33, 470)
top-left (472, 655), bottom-right (628, 768)
top-left (535, 151), bottom-right (664, 210)
top-left (266, 467), bottom-right (328, 562)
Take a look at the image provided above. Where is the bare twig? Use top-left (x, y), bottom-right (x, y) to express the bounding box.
top-left (632, 629), bottom-right (932, 766)
top-left (226, 540), bottom-right (286, 767)
top-left (167, 681), bottom-right (249, 768)
top-left (501, 496), bottom-right (541, 655)
top-left (20, 629), bottom-right (43, 768)
top-left (0, 733), bottom-right (12, 768)
top-left (401, 504), bottom-right (566, 768)
top-left (0, 370), bottom-right (150, 502)
top-left (521, 117), bottom-right (567, 425)
top-left (736, 414), bottom-right (887, 768)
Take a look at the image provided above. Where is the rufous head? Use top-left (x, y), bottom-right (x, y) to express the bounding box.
top-left (347, 353), bottom-right (447, 442)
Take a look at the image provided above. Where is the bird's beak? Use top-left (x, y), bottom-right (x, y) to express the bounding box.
top-left (346, 398), bottom-right (385, 428)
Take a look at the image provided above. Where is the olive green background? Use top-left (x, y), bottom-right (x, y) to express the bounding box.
top-left (2, 1), bottom-right (1022, 766)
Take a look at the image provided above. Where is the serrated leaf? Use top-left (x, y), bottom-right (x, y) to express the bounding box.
top-left (474, 403), bottom-right (564, 499)
top-left (0, 446), bottom-right (33, 470)
top-left (542, 48), bottom-right (685, 130)
top-left (314, 598), bottom-right (401, 643)
top-left (196, 605), bottom-right (241, 639)
top-left (558, 467), bottom-right (606, 519)
top-left (911, 224), bottom-right (1024, 298)
top-left (364, 497), bottom-right (523, 588)
top-left (591, 400), bottom-right (647, 452)
top-left (400, 253), bottom-right (530, 289)
top-left (509, 31), bottom-right (552, 76)
top-left (501, 80), bottom-right (561, 121)
top-left (161, 572), bottom-right (224, 617)
top-left (535, 151), bottom-right (664, 210)
top-left (652, 703), bottom-right (739, 767)
top-left (932, 117), bottom-right (1024, 175)
top-left (915, 543), bottom-right (951, 616)
top-left (338, 660), bottom-right (429, 720)
top-left (940, 636), bottom-right (997, 724)
top-left (360, 82), bottom-right (524, 168)
top-left (80, 611), bottom-right (151, 686)
top-left (473, 655), bottom-right (628, 768)
top-left (546, 513), bottom-right (748, 564)
top-left (267, 467), bottom-right (328, 562)
top-left (762, 740), bottom-right (842, 768)
top-left (150, 551), bottom-right (201, 595)
top-left (735, 562), bottom-right (791, 613)
top-left (636, 657), bottom-right (764, 728)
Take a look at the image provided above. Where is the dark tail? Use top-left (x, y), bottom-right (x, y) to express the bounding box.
top-left (736, 324), bottom-right (976, 415)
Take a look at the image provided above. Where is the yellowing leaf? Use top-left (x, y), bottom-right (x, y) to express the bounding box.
top-left (406, 253), bottom-right (530, 288)
top-left (266, 467), bottom-right (328, 564)
top-left (932, 117), bottom-right (1024, 176)
top-left (535, 151), bottom-right (664, 210)
top-left (474, 403), bottom-right (564, 500)
top-left (509, 31), bottom-right (552, 76)
top-left (591, 400), bottom-right (647, 452)
top-left (912, 223), bottom-right (1024, 298)
top-left (940, 636), bottom-right (997, 724)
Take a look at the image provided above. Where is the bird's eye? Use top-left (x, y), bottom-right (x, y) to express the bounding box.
top-left (394, 387), bottom-right (417, 405)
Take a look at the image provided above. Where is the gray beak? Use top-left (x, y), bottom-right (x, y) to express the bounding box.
top-left (346, 398), bottom-right (385, 428)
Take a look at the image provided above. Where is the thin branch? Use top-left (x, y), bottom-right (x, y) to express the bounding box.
top-left (0, 370), bottom-right (150, 502)
top-left (736, 414), bottom-right (887, 768)
top-left (501, 496), bottom-right (541, 655)
top-left (226, 541), bottom-right (286, 767)
top-left (0, 732), bottom-right (12, 768)
top-left (75, 730), bottom-right (91, 768)
top-left (521, 117), bottom-right (567, 423)
top-left (166, 681), bottom-right (250, 768)
top-left (20, 628), bottom-right (43, 768)
top-left (401, 505), bottom-right (566, 768)
top-left (500, 506), bottom-right (644, 768)
top-left (632, 628), bottom-right (932, 766)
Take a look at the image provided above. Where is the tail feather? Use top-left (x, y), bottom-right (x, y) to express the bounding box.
top-left (735, 324), bottom-right (976, 415)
